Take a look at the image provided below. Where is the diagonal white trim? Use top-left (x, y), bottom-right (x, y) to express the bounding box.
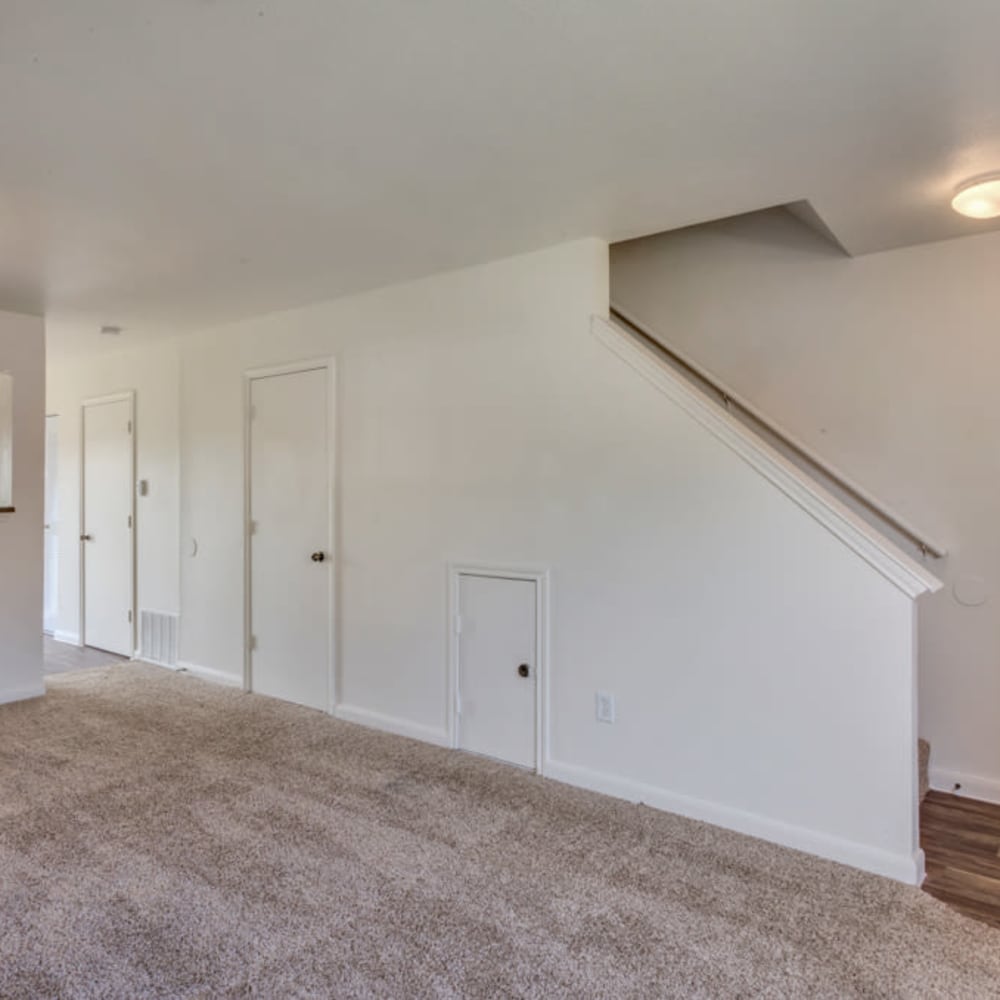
top-left (592, 315), bottom-right (941, 599)
top-left (610, 303), bottom-right (947, 560)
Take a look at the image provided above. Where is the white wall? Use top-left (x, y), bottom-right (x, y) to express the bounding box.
top-left (611, 210), bottom-right (1000, 804)
top-left (46, 339), bottom-right (181, 645)
top-left (166, 238), bottom-right (925, 880)
top-left (178, 241), bottom-right (613, 719)
top-left (0, 311), bottom-right (46, 701)
top-left (44, 237), bottom-right (930, 880)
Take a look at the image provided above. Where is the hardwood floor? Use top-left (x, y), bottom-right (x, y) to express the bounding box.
top-left (43, 636), bottom-right (127, 675)
top-left (921, 790), bottom-right (1000, 929)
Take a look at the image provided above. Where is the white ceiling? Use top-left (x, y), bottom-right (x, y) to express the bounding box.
top-left (3, 1), bottom-right (1000, 355)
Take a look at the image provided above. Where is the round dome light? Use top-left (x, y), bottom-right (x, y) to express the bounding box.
top-left (951, 175), bottom-right (1000, 219)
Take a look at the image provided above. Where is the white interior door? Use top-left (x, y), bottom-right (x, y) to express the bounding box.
top-left (248, 366), bottom-right (331, 711)
top-left (458, 574), bottom-right (537, 769)
top-left (82, 396), bottom-right (133, 656)
top-left (43, 414), bottom-right (60, 635)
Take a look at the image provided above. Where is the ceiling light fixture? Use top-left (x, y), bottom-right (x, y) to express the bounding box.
top-left (951, 175), bottom-right (1000, 219)
top-left (100, 324), bottom-right (122, 336)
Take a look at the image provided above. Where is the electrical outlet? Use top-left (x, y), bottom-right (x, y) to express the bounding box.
top-left (595, 691), bottom-right (616, 724)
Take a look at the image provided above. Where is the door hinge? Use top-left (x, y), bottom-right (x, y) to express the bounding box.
top-left (453, 614), bottom-right (462, 635)
top-left (127, 420), bottom-right (132, 434)
top-left (127, 609), bottom-right (133, 624)
top-left (127, 514), bottom-right (132, 529)
top-left (249, 635), bottom-right (258, 652)
top-left (248, 404), bottom-right (256, 421)
top-left (248, 519), bottom-right (257, 536)
top-left (455, 692), bottom-right (462, 716)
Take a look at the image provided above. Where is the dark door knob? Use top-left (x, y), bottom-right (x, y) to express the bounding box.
top-left (517, 663), bottom-right (530, 678)
top-left (311, 551), bottom-right (326, 562)
top-left (80, 534), bottom-right (93, 542)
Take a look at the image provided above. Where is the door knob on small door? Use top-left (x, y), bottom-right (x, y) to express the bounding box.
top-left (310, 551), bottom-right (326, 562)
top-left (517, 663), bottom-right (530, 678)
top-left (80, 534), bottom-right (93, 542)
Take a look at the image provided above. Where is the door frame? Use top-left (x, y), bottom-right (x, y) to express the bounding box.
top-left (447, 563), bottom-right (550, 775)
top-left (80, 391), bottom-right (136, 655)
top-left (242, 358), bottom-right (337, 713)
top-left (43, 412), bottom-right (60, 636)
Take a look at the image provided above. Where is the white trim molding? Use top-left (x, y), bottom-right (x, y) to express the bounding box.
top-left (545, 757), bottom-right (924, 885)
top-left (0, 683), bottom-right (47, 705)
top-left (334, 703), bottom-right (450, 748)
top-left (174, 661), bottom-right (244, 689)
top-left (592, 315), bottom-right (942, 600)
top-left (930, 767), bottom-right (1000, 805)
top-left (609, 303), bottom-right (948, 561)
top-left (51, 630), bottom-right (81, 647)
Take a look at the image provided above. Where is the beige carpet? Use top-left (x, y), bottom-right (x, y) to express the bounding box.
top-left (1, 667), bottom-right (997, 999)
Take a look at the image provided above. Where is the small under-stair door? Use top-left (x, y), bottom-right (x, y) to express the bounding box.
top-left (457, 572), bottom-right (538, 770)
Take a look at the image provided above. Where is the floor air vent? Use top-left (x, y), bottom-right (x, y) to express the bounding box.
top-left (139, 610), bottom-right (179, 668)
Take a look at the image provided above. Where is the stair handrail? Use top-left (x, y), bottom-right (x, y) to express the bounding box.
top-left (608, 304), bottom-right (947, 560)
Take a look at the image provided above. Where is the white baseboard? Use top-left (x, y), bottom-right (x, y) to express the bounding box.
top-left (52, 631), bottom-right (81, 647)
top-left (134, 653), bottom-right (180, 670)
top-left (0, 683), bottom-right (47, 706)
top-left (133, 655), bottom-right (179, 670)
top-left (334, 703), bottom-right (450, 748)
top-left (929, 767), bottom-right (1000, 805)
top-left (71, 642), bottom-right (927, 884)
top-left (175, 661), bottom-right (244, 689)
top-left (544, 758), bottom-right (923, 885)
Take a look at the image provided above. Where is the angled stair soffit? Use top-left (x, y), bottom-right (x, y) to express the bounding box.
top-left (783, 200), bottom-right (853, 257)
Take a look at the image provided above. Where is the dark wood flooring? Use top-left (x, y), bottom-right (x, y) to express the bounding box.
top-left (43, 636), bottom-right (128, 675)
top-left (921, 790), bottom-right (1000, 929)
